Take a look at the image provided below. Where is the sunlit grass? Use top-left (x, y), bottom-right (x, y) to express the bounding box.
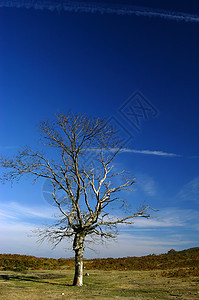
top-left (0, 269), bottom-right (198, 299)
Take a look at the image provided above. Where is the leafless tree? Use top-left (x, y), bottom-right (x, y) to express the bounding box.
top-left (0, 112), bottom-right (153, 286)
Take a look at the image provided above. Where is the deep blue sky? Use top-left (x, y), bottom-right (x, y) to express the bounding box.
top-left (1, 1), bottom-right (199, 258)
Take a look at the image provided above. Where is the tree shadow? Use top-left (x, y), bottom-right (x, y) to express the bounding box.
top-left (0, 274), bottom-right (72, 286)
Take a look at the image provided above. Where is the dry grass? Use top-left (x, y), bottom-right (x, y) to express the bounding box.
top-left (0, 268), bottom-right (198, 299)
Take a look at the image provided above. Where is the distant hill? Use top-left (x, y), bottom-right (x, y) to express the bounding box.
top-left (0, 248), bottom-right (198, 272)
top-left (85, 247), bottom-right (199, 271)
top-left (179, 247), bottom-right (199, 254)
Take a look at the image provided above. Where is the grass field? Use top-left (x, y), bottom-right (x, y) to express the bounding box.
top-left (0, 268), bottom-right (198, 299)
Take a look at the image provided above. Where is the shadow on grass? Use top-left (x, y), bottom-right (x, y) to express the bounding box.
top-left (0, 274), bottom-right (72, 286)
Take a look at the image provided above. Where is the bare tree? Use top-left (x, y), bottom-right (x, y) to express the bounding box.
top-left (0, 112), bottom-right (153, 286)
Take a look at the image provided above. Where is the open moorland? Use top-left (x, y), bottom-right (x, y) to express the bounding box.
top-left (0, 248), bottom-right (198, 299)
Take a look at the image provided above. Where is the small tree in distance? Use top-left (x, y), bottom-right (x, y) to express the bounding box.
top-left (0, 112), bottom-right (153, 286)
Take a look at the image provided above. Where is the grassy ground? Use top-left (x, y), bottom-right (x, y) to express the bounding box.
top-left (0, 268), bottom-right (198, 299)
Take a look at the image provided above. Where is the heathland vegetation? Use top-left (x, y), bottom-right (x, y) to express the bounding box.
top-left (0, 248), bottom-right (198, 299)
top-left (1, 247), bottom-right (199, 276)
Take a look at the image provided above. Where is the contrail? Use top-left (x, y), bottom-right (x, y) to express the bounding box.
top-left (1, 0), bottom-right (199, 23)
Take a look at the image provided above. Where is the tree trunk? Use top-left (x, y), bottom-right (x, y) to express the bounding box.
top-left (73, 247), bottom-right (84, 286)
top-left (73, 233), bottom-right (85, 286)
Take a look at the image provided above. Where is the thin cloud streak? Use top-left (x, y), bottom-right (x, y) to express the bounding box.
top-left (1, 1), bottom-right (199, 23)
top-left (0, 202), bottom-right (57, 221)
top-left (87, 147), bottom-right (181, 157)
top-left (121, 149), bottom-right (181, 157)
top-left (135, 173), bottom-right (157, 196)
top-left (118, 207), bottom-right (199, 231)
top-left (177, 177), bottom-right (199, 204)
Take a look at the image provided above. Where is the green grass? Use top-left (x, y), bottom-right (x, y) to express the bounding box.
top-left (0, 269), bottom-right (198, 299)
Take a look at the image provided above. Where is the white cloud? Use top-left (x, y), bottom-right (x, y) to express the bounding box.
top-left (85, 233), bottom-right (195, 258)
top-left (0, 210), bottom-right (18, 220)
top-left (116, 207), bottom-right (199, 232)
top-left (177, 177), bottom-right (199, 204)
top-left (130, 216), bottom-right (183, 228)
top-left (1, 2), bottom-right (199, 23)
top-left (0, 220), bottom-right (72, 258)
top-left (122, 149), bottom-right (181, 157)
top-left (1, 204), bottom-right (198, 259)
top-left (0, 217), bottom-right (194, 259)
top-left (0, 202), bottom-right (58, 221)
top-left (134, 174), bottom-right (157, 196)
top-left (76, 147), bottom-right (180, 158)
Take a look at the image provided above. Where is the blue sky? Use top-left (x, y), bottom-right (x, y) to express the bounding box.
top-left (1, 0), bottom-right (199, 258)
